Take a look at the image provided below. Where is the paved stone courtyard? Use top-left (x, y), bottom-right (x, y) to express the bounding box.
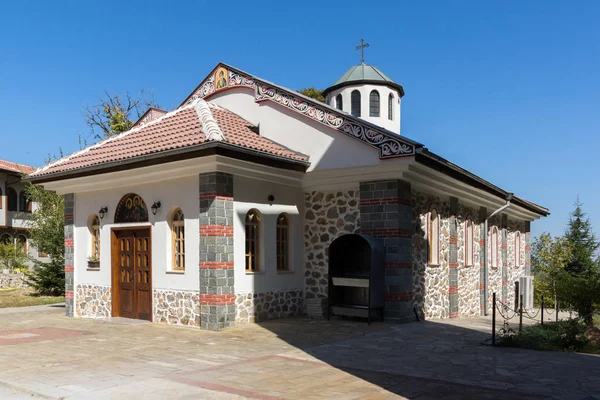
top-left (0, 305), bottom-right (598, 399)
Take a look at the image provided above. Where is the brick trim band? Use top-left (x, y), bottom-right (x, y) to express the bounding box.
top-left (64, 239), bottom-right (74, 247)
top-left (449, 286), bottom-right (458, 295)
top-left (359, 197), bottom-right (411, 206)
top-left (384, 292), bottom-right (413, 302)
top-left (200, 262), bottom-right (234, 269)
top-left (449, 236), bottom-right (458, 244)
top-left (449, 262), bottom-right (458, 269)
top-left (65, 291), bottom-right (74, 299)
top-left (449, 311), bottom-right (458, 318)
top-left (384, 261), bottom-right (412, 269)
top-left (200, 225), bottom-right (234, 236)
top-left (200, 192), bottom-right (233, 201)
top-left (200, 294), bottom-right (235, 305)
top-left (64, 265), bottom-right (74, 272)
top-left (361, 228), bottom-right (412, 239)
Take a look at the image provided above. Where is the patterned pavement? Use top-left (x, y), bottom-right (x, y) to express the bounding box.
top-left (0, 305), bottom-right (598, 399)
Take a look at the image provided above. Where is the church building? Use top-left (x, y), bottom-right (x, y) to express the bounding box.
top-left (28, 53), bottom-right (548, 330)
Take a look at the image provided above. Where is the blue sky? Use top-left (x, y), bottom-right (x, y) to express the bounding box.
top-left (1, 1), bottom-right (598, 239)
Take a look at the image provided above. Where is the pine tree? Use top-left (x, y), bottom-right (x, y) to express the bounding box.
top-left (564, 198), bottom-right (598, 275)
top-left (561, 198), bottom-right (600, 325)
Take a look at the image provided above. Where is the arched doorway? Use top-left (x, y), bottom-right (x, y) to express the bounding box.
top-left (111, 193), bottom-right (152, 321)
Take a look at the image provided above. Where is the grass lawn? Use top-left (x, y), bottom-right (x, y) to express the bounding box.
top-left (0, 288), bottom-right (64, 308)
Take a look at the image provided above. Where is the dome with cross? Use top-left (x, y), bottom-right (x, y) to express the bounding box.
top-left (323, 39), bottom-right (404, 134)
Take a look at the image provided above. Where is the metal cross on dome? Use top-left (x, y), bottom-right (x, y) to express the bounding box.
top-left (355, 38), bottom-right (370, 64)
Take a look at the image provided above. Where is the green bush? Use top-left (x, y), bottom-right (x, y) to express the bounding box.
top-left (499, 320), bottom-right (590, 352)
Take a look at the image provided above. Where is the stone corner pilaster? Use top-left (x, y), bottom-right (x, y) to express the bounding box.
top-left (199, 172), bottom-right (235, 330)
top-left (64, 193), bottom-right (75, 318)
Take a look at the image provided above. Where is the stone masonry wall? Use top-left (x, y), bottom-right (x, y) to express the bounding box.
top-left (154, 289), bottom-right (201, 326)
top-left (304, 189), bottom-right (360, 299)
top-left (412, 192), bottom-right (450, 319)
top-left (413, 190), bottom-right (529, 319)
top-left (76, 284), bottom-right (111, 318)
top-left (0, 273), bottom-right (28, 289)
top-left (235, 289), bottom-right (303, 324)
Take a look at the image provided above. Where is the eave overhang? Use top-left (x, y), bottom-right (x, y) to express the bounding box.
top-left (26, 141), bottom-right (310, 185)
top-left (414, 149), bottom-right (549, 218)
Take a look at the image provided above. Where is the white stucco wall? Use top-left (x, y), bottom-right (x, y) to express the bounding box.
top-left (73, 176), bottom-right (200, 292)
top-left (327, 83), bottom-right (401, 134)
top-left (232, 175), bottom-right (304, 294)
top-left (209, 88), bottom-right (383, 172)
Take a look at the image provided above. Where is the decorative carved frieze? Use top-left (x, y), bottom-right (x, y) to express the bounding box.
top-left (185, 65), bottom-right (416, 159)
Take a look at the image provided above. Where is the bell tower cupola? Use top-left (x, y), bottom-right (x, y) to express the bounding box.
top-left (323, 39), bottom-right (404, 134)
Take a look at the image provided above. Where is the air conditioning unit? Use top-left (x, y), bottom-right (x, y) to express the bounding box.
top-left (518, 276), bottom-right (534, 309)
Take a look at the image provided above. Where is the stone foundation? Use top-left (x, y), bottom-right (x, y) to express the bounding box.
top-left (235, 289), bottom-right (303, 324)
top-left (75, 284), bottom-right (111, 318)
top-left (0, 272), bottom-right (28, 288)
top-left (154, 289), bottom-right (201, 327)
top-left (304, 189), bottom-right (360, 299)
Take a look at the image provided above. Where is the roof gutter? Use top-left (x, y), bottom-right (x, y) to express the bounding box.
top-left (26, 141), bottom-right (310, 185)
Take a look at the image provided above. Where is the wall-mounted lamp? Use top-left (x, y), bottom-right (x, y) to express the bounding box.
top-left (267, 194), bottom-right (275, 204)
top-left (98, 207), bottom-right (108, 220)
top-left (151, 201), bottom-right (161, 216)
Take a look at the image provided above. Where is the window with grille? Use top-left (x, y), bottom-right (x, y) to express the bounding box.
top-left (245, 209), bottom-right (261, 272)
top-left (172, 209), bottom-right (185, 271)
top-left (90, 214), bottom-right (100, 261)
top-left (276, 214), bottom-right (289, 272)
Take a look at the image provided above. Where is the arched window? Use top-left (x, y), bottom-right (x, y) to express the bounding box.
top-left (465, 220), bottom-right (474, 266)
top-left (428, 210), bottom-right (440, 265)
top-left (388, 94), bottom-right (394, 120)
top-left (369, 90), bottom-right (380, 117)
top-left (114, 193), bottom-right (148, 223)
top-left (245, 209), bottom-right (261, 272)
top-left (7, 188), bottom-right (17, 211)
top-left (515, 232), bottom-right (522, 266)
top-left (90, 215), bottom-right (100, 261)
top-left (16, 235), bottom-right (27, 255)
top-left (335, 94), bottom-right (343, 111)
top-left (0, 233), bottom-right (12, 245)
top-left (171, 208), bottom-right (185, 271)
top-left (351, 90), bottom-right (361, 117)
top-left (490, 227), bottom-right (499, 268)
top-left (276, 213), bottom-right (289, 272)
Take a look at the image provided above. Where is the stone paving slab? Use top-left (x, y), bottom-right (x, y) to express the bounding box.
top-left (0, 304), bottom-right (598, 399)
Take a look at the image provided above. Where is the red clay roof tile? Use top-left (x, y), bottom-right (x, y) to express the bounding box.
top-left (30, 101), bottom-right (307, 178)
top-left (0, 160), bottom-right (36, 174)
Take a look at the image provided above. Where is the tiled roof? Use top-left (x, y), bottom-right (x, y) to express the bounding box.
top-left (30, 100), bottom-right (308, 178)
top-left (0, 160), bottom-right (36, 174)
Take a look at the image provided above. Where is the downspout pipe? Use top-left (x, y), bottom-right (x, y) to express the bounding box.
top-left (484, 193), bottom-right (513, 316)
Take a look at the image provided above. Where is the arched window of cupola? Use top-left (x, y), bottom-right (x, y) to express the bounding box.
top-left (335, 94), bottom-right (343, 111)
top-left (369, 90), bottom-right (380, 117)
top-left (351, 90), bottom-right (361, 117)
top-left (388, 93), bottom-right (394, 121)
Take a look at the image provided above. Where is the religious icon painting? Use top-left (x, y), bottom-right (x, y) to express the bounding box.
top-left (215, 67), bottom-right (228, 90)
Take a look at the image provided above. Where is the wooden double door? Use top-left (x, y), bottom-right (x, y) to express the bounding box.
top-left (112, 228), bottom-right (152, 321)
